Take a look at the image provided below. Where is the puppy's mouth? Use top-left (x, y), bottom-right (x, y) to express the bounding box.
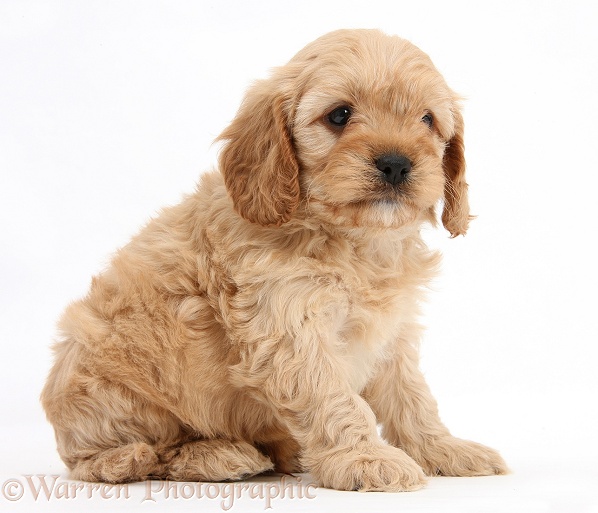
top-left (343, 177), bottom-right (417, 215)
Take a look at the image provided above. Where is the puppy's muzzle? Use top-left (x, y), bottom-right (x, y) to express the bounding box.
top-left (376, 154), bottom-right (412, 186)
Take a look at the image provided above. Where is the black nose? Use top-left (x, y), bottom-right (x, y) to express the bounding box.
top-left (376, 154), bottom-right (412, 185)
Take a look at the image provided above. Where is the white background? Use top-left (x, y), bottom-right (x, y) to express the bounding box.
top-left (1, 1), bottom-right (597, 511)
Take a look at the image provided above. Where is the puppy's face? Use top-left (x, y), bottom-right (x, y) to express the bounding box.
top-left (219, 30), bottom-right (470, 236)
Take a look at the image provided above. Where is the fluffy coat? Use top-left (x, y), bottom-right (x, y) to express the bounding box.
top-left (41, 29), bottom-right (507, 491)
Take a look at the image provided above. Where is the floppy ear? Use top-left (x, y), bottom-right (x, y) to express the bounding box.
top-left (441, 109), bottom-right (471, 237)
top-left (217, 80), bottom-right (300, 226)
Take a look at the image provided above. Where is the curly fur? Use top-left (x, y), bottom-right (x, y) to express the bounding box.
top-left (41, 29), bottom-right (506, 491)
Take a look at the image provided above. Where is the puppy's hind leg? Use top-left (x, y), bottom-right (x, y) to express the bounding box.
top-left (70, 442), bottom-right (162, 483)
top-left (70, 439), bottom-right (274, 483)
top-left (45, 369), bottom-right (273, 483)
top-left (160, 439), bottom-right (274, 482)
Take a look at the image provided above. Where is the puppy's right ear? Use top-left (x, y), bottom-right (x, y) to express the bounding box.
top-left (217, 79), bottom-right (300, 226)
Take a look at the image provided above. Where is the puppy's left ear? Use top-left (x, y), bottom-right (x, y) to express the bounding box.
top-left (217, 79), bottom-right (300, 226)
top-left (441, 109), bottom-right (471, 237)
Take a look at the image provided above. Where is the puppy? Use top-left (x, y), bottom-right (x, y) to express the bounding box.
top-left (41, 29), bottom-right (507, 491)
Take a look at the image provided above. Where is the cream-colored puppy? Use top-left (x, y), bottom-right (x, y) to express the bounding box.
top-left (42, 29), bottom-right (507, 491)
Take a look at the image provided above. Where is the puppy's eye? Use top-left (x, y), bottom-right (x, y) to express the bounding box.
top-left (327, 106), bottom-right (352, 127)
top-left (422, 113), bottom-right (434, 129)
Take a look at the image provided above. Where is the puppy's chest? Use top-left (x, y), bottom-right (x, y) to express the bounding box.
top-left (337, 267), bottom-right (415, 391)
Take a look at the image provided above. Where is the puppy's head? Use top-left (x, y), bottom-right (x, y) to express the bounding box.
top-left (218, 29), bottom-right (470, 236)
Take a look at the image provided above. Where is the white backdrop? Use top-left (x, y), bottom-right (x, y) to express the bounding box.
top-left (1, 1), bottom-right (597, 512)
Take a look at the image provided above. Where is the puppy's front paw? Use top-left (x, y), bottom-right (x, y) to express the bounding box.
top-left (413, 436), bottom-right (508, 477)
top-left (309, 444), bottom-right (427, 492)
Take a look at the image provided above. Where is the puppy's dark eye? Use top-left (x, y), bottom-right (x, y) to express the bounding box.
top-left (422, 113), bottom-right (434, 129)
top-left (327, 106), bottom-right (352, 127)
